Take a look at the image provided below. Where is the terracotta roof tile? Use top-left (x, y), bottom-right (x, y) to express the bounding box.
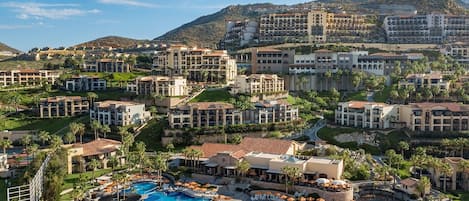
top-left (73, 139), bottom-right (121, 156)
top-left (409, 102), bottom-right (469, 112)
top-left (401, 178), bottom-right (418, 187)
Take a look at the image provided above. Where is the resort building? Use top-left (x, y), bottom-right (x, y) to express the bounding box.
top-left (153, 46), bottom-right (237, 84)
top-left (335, 101), bottom-right (398, 129)
top-left (384, 14), bottom-right (469, 44)
top-left (168, 100), bottom-right (299, 129)
top-left (250, 48), bottom-right (294, 74)
top-left (219, 19), bottom-right (258, 50)
top-left (0, 69), bottom-right (61, 87)
top-left (168, 102), bottom-right (243, 129)
top-left (230, 74), bottom-right (286, 98)
top-left (90, 101), bottom-right (151, 126)
top-left (39, 96), bottom-right (90, 118)
top-left (185, 137), bottom-right (343, 182)
top-left (83, 59), bottom-right (131, 72)
top-left (65, 139), bottom-right (123, 174)
top-left (325, 13), bottom-right (375, 43)
top-left (429, 157), bottom-right (469, 191)
top-left (126, 76), bottom-right (188, 96)
top-left (441, 44), bottom-right (469, 65)
top-left (64, 75), bottom-right (107, 92)
top-left (399, 102), bottom-right (469, 132)
top-left (259, 12), bottom-right (312, 43)
top-left (400, 178), bottom-right (430, 196)
top-left (398, 73), bottom-right (451, 92)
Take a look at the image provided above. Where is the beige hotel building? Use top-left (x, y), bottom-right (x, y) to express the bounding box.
top-left (127, 75), bottom-right (188, 96)
top-left (0, 69), bottom-right (61, 87)
top-left (153, 46), bottom-right (237, 84)
top-left (230, 74), bottom-right (285, 95)
top-left (39, 96), bottom-right (90, 118)
top-left (90, 101), bottom-right (151, 126)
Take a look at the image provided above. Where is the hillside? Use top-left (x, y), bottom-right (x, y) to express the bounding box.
top-left (74, 36), bottom-right (149, 48)
top-left (155, 0), bottom-right (468, 47)
top-left (0, 42), bottom-right (20, 53)
top-left (155, 3), bottom-right (289, 47)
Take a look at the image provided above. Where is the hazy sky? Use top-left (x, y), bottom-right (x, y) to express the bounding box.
top-left (0, 0), bottom-right (307, 51)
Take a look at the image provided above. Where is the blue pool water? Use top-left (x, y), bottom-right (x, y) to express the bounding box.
top-left (127, 182), bottom-right (208, 201)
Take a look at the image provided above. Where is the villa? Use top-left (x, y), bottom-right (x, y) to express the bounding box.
top-left (65, 139), bottom-right (123, 174)
top-left (90, 100), bottom-right (151, 126)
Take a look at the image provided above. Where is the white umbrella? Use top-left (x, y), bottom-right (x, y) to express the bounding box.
top-left (316, 178), bottom-right (330, 184)
top-left (332, 180), bottom-right (346, 185)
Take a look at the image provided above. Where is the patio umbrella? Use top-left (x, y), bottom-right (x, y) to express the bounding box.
top-left (316, 178), bottom-right (330, 184)
top-left (299, 197), bottom-right (306, 201)
top-left (190, 181), bottom-right (198, 185)
top-left (287, 197), bottom-right (295, 201)
top-left (332, 180), bottom-right (346, 186)
top-left (281, 195), bottom-right (288, 199)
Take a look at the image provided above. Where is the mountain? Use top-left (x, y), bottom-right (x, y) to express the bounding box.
top-left (155, 0), bottom-right (468, 47)
top-left (75, 36), bottom-right (149, 48)
top-left (0, 42), bottom-right (20, 53)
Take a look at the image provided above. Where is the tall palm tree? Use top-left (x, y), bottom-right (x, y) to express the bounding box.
top-left (441, 162), bottom-right (453, 193)
top-left (0, 139), bottom-right (12, 154)
top-left (25, 143), bottom-right (39, 163)
top-left (398, 141), bottom-right (409, 157)
top-left (91, 120), bottom-right (102, 140)
top-left (70, 122), bottom-right (85, 143)
top-left (112, 173), bottom-right (124, 201)
top-left (153, 154), bottom-right (168, 188)
top-left (118, 126), bottom-right (129, 143)
top-left (182, 148), bottom-right (191, 167)
top-left (100, 124), bottom-right (111, 139)
top-left (135, 141), bottom-right (146, 175)
top-left (88, 159), bottom-right (101, 181)
top-left (458, 160), bottom-right (469, 190)
top-left (236, 160), bottom-right (250, 179)
top-left (86, 92), bottom-right (98, 105)
top-left (455, 138), bottom-right (468, 157)
top-left (38, 130), bottom-right (51, 146)
top-left (281, 166), bottom-right (302, 194)
top-left (416, 176), bottom-right (430, 198)
top-left (64, 132), bottom-right (76, 144)
top-left (442, 138), bottom-right (452, 157)
top-left (49, 135), bottom-right (63, 151)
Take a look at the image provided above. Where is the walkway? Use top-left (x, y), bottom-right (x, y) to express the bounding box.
top-left (304, 119), bottom-right (326, 142)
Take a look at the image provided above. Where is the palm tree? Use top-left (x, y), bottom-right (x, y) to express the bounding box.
top-left (25, 143), bottom-right (39, 162)
top-left (86, 92), bottom-right (98, 105)
top-left (165, 143), bottom-right (174, 153)
top-left (153, 154), bottom-right (168, 188)
top-left (100, 124), bottom-right (111, 139)
top-left (149, 106), bottom-right (157, 117)
top-left (236, 160), bottom-right (250, 180)
top-left (442, 138), bottom-right (452, 157)
top-left (135, 141), bottom-right (146, 175)
top-left (441, 162), bottom-right (453, 192)
top-left (70, 122), bottom-right (85, 143)
top-left (49, 135), bottom-right (63, 151)
top-left (112, 172), bottom-right (124, 201)
top-left (64, 132), bottom-right (76, 144)
top-left (281, 166), bottom-right (302, 193)
top-left (416, 176), bottom-right (430, 198)
top-left (91, 120), bottom-right (102, 140)
top-left (455, 138), bottom-right (468, 157)
top-left (458, 160), bottom-right (469, 190)
top-left (21, 135), bottom-right (32, 148)
top-left (0, 139), bottom-right (12, 154)
top-left (201, 70), bottom-right (209, 83)
top-left (88, 159), bottom-right (101, 181)
top-left (38, 130), bottom-right (51, 146)
top-left (118, 126), bottom-right (129, 142)
top-left (182, 148), bottom-right (191, 167)
top-left (398, 141), bottom-right (409, 156)
top-left (71, 188), bottom-right (85, 201)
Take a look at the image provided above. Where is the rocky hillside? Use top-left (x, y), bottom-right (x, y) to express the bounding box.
top-left (74, 36), bottom-right (149, 48)
top-left (155, 0), bottom-right (468, 47)
top-left (0, 42), bottom-right (20, 53)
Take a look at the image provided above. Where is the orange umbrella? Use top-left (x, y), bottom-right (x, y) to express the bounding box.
top-left (190, 181), bottom-right (198, 185)
top-left (287, 197), bottom-right (295, 201)
top-left (307, 197), bottom-right (314, 201)
top-left (299, 197), bottom-right (306, 201)
top-left (281, 195), bottom-right (288, 199)
top-left (317, 198), bottom-right (325, 201)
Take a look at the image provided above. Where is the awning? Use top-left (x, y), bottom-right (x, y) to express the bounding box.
top-left (224, 166), bottom-right (236, 169)
top-left (249, 165), bottom-right (269, 169)
top-left (205, 163), bottom-right (218, 168)
top-left (303, 171), bottom-right (317, 175)
top-left (266, 169), bottom-right (282, 174)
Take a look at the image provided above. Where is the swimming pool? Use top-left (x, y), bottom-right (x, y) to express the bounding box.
top-left (127, 182), bottom-right (208, 201)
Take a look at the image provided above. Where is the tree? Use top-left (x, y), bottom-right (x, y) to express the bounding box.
top-left (416, 176), bottom-right (430, 198)
top-left (7, 92), bottom-right (22, 112)
top-left (441, 162), bottom-right (453, 192)
top-left (88, 159), bottom-right (101, 181)
top-left (236, 160), bottom-right (250, 179)
top-left (49, 135), bottom-right (63, 151)
top-left (149, 106), bottom-right (157, 117)
top-left (165, 143), bottom-right (174, 153)
top-left (64, 132), bottom-right (76, 144)
top-left (0, 139), bottom-right (12, 153)
top-left (152, 154), bottom-right (168, 188)
top-left (458, 160), bottom-right (469, 190)
top-left (100, 124), bottom-right (111, 139)
top-left (71, 188), bottom-right (85, 201)
top-left (231, 134), bottom-right (242, 144)
top-left (25, 143), bottom-right (39, 162)
top-left (38, 130), bottom-right (51, 146)
top-left (21, 135), bottom-right (32, 148)
top-left (398, 141), bottom-right (409, 156)
top-left (70, 122), bottom-right (85, 143)
top-left (91, 120), bottom-right (101, 140)
top-left (201, 70), bottom-right (209, 83)
top-left (455, 137), bottom-right (468, 157)
top-left (135, 141), bottom-right (146, 175)
top-left (112, 173), bottom-right (124, 201)
top-left (390, 89), bottom-right (399, 103)
top-left (281, 166), bottom-right (302, 193)
top-left (86, 92), bottom-right (98, 105)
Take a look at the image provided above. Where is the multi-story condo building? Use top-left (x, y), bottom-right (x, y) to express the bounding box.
top-left (39, 96), bottom-right (89, 118)
top-left (441, 44), bottom-right (469, 65)
top-left (398, 73), bottom-right (450, 92)
top-left (325, 13), bottom-right (375, 42)
top-left (251, 48), bottom-right (294, 74)
top-left (399, 102), bottom-right (469, 132)
top-left (126, 76), bottom-right (188, 96)
top-left (64, 75), bottom-right (106, 92)
top-left (384, 14), bottom-right (469, 44)
top-left (219, 20), bottom-right (258, 50)
top-left (83, 59), bottom-right (131, 72)
top-left (336, 101), bottom-right (469, 132)
top-left (259, 12), bottom-right (311, 43)
top-left (335, 101), bottom-right (398, 129)
top-left (90, 101), bottom-right (151, 126)
top-left (230, 74), bottom-right (285, 95)
top-left (168, 102), bottom-right (243, 129)
top-left (168, 100), bottom-right (299, 129)
top-left (429, 157), bottom-right (469, 191)
top-left (355, 52), bottom-right (424, 76)
top-left (0, 69), bottom-right (61, 87)
top-left (153, 46), bottom-right (237, 84)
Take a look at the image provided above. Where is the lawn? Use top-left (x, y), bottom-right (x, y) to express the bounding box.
top-left (374, 86), bottom-right (392, 102)
top-left (63, 169), bottom-right (112, 190)
top-left (49, 88), bottom-right (136, 101)
top-left (135, 118), bottom-right (165, 152)
top-left (189, 88), bottom-right (233, 103)
top-left (345, 91), bottom-right (367, 101)
top-left (445, 191), bottom-right (469, 201)
top-left (0, 178), bottom-right (6, 201)
top-left (317, 126), bottom-right (381, 155)
top-left (0, 115), bottom-right (87, 135)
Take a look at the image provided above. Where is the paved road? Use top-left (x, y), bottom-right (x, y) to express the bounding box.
top-left (304, 119), bottom-right (326, 142)
top-left (367, 91), bottom-right (374, 102)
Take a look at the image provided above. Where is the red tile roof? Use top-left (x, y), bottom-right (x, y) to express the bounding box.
top-left (409, 102), bottom-right (469, 112)
top-left (401, 178), bottom-right (418, 187)
top-left (346, 101), bottom-right (388, 109)
top-left (73, 139), bottom-right (121, 156)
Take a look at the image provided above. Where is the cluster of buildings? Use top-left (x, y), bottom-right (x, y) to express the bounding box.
top-left (38, 96), bottom-right (150, 126)
top-left (83, 59), bottom-right (131, 73)
top-left (384, 14), bottom-right (469, 44)
top-left (398, 73), bottom-right (450, 93)
top-left (152, 46), bottom-right (237, 84)
top-left (335, 101), bottom-right (469, 132)
top-left (168, 100), bottom-right (299, 129)
top-left (126, 75), bottom-right (188, 97)
top-left (64, 75), bottom-right (107, 91)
